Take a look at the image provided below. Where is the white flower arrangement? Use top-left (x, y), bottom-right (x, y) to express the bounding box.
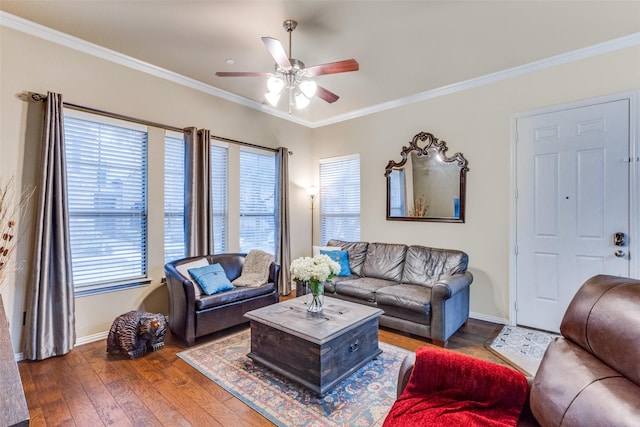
top-left (290, 254), bottom-right (341, 285)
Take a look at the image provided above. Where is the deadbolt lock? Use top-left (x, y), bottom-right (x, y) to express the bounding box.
top-left (614, 232), bottom-right (627, 247)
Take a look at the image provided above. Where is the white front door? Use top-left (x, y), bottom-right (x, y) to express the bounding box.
top-left (515, 99), bottom-right (630, 332)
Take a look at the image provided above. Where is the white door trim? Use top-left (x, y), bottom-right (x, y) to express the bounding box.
top-left (509, 90), bottom-right (640, 326)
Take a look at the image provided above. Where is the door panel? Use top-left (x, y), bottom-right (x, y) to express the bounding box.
top-left (516, 99), bottom-right (630, 332)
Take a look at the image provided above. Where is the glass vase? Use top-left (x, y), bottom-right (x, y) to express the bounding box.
top-left (306, 280), bottom-right (324, 313)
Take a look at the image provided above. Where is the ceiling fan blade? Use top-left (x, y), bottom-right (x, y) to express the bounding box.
top-left (305, 59), bottom-right (359, 77)
top-left (261, 37), bottom-right (292, 71)
top-left (316, 86), bottom-right (339, 103)
top-left (215, 71), bottom-right (273, 77)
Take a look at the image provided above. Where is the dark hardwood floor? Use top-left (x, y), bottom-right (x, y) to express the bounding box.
top-left (18, 297), bottom-right (508, 427)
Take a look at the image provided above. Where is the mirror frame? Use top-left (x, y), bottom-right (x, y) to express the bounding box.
top-left (385, 131), bottom-right (469, 223)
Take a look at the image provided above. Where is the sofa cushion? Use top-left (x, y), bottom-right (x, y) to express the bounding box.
top-left (376, 284), bottom-right (432, 316)
top-left (195, 282), bottom-right (275, 310)
top-left (175, 258), bottom-right (209, 297)
top-left (326, 275), bottom-right (360, 293)
top-left (362, 242), bottom-right (408, 282)
top-left (327, 239), bottom-right (369, 276)
top-left (312, 245), bottom-right (341, 256)
top-left (321, 249), bottom-right (352, 276)
top-left (402, 245), bottom-right (469, 286)
top-left (334, 277), bottom-right (395, 302)
top-left (188, 263), bottom-right (234, 295)
top-left (232, 249), bottom-right (274, 287)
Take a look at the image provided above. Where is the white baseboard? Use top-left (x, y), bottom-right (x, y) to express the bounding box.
top-left (13, 331), bottom-right (108, 361)
top-left (75, 331), bottom-right (109, 346)
top-left (470, 311), bottom-right (509, 325)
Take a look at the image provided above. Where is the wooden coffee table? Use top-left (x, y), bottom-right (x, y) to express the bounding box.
top-left (244, 296), bottom-right (383, 395)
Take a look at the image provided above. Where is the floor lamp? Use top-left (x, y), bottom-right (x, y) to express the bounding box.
top-left (306, 186), bottom-right (318, 255)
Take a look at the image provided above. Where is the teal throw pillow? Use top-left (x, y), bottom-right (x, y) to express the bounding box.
top-left (321, 249), bottom-right (352, 276)
top-left (188, 263), bottom-right (234, 295)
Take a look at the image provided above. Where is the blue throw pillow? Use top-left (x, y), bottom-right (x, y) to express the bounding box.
top-left (321, 249), bottom-right (352, 276)
top-left (188, 263), bottom-right (234, 295)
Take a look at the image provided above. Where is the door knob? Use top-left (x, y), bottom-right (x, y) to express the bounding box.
top-left (615, 250), bottom-right (626, 258)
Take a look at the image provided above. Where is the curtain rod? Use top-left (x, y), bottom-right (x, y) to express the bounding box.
top-left (28, 92), bottom-right (281, 154)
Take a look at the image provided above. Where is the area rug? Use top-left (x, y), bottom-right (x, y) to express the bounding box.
top-left (177, 329), bottom-right (411, 427)
top-left (488, 325), bottom-right (560, 376)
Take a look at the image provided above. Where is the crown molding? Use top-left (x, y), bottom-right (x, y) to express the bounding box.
top-left (0, 12), bottom-right (314, 128)
top-left (310, 31), bottom-right (640, 128)
top-left (2, 11), bottom-right (639, 129)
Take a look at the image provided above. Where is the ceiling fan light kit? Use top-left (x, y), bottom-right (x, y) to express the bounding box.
top-left (215, 19), bottom-right (359, 114)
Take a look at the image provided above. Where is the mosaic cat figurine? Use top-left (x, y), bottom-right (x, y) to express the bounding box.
top-left (106, 310), bottom-right (168, 359)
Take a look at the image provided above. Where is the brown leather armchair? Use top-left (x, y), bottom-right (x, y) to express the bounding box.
top-left (164, 253), bottom-right (279, 346)
top-left (395, 275), bottom-right (640, 426)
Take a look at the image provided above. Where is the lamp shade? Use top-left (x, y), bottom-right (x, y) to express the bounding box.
top-left (299, 80), bottom-right (317, 98)
top-left (265, 91), bottom-right (281, 106)
top-left (295, 92), bottom-right (310, 109)
top-left (267, 76), bottom-right (285, 95)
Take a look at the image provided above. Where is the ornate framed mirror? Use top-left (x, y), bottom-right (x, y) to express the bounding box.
top-left (385, 132), bottom-right (469, 223)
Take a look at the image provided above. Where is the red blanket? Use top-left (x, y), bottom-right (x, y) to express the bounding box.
top-left (383, 347), bottom-right (529, 427)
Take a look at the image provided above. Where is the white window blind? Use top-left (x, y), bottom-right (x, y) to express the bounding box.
top-left (320, 155), bottom-right (361, 245)
top-left (210, 142), bottom-right (228, 254)
top-left (239, 149), bottom-right (276, 255)
top-left (388, 169), bottom-right (406, 217)
top-left (64, 112), bottom-right (148, 294)
top-left (164, 132), bottom-right (185, 264)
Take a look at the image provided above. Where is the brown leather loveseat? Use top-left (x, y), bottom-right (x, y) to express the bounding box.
top-left (394, 274), bottom-right (640, 426)
top-left (164, 253), bottom-right (279, 346)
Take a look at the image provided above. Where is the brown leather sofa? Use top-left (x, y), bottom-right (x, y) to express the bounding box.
top-left (164, 253), bottom-right (279, 346)
top-left (395, 274), bottom-right (640, 426)
top-left (323, 240), bottom-right (473, 346)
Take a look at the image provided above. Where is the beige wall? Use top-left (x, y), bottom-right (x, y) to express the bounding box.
top-left (311, 45), bottom-right (640, 322)
top-left (0, 27), bottom-right (313, 352)
top-left (2, 24), bottom-right (639, 353)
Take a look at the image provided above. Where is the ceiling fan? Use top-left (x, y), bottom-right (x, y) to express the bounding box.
top-left (215, 19), bottom-right (359, 113)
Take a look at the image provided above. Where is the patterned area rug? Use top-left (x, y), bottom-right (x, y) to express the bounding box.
top-left (489, 326), bottom-right (560, 376)
top-left (177, 329), bottom-right (411, 427)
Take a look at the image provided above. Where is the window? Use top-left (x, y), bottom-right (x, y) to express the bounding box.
top-left (164, 131), bottom-right (185, 264)
top-left (239, 149), bottom-right (276, 254)
top-left (388, 169), bottom-right (406, 217)
top-left (64, 111), bottom-right (149, 295)
top-left (210, 142), bottom-right (228, 253)
top-left (320, 155), bottom-right (361, 245)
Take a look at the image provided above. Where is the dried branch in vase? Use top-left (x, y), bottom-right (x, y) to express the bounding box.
top-left (0, 176), bottom-right (35, 285)
top-left (409, 194), bottom-right (428, 217)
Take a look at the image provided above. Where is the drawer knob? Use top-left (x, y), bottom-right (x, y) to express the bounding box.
top-left (349, 340), bottom-right (360, 353)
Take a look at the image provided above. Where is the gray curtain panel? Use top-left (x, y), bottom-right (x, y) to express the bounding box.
top-left (276, 147), bottom-right (292, 294)
top-left (23, 92), bottom-right (75, 360)
top-left (183, 127), bottom-right (214, 256)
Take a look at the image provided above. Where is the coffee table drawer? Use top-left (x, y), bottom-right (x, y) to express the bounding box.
top-left (248, 316), bottom-right (381, 395)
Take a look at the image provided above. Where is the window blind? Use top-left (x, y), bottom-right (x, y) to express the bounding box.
top-left (319, 155), bottom-right (361, 245)
top-left (211, 143), bottom-right (228, 253)
top-left (239, 149), bottom-right (276, 255)
top-left (388, 169), bottom-right (406, 216)
top-left (64, 114), bottom-right (148, 293)
top-left (164, 133), bottom-right (185, 263)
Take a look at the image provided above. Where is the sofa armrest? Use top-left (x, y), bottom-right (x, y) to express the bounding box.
top-left (432, 272), bottom-right (473, 300)
top-left (269, 262), bottom-right (281, 290)
top-left (429, 272), bottom-right (473, 345)
top-left (164, 263), bottom-right (199, 345)
top-left (397, 352), bottom-right (416, 398)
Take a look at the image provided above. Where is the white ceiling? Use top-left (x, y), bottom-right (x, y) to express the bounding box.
top-left (2, 1), bottom-right (639, 126)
